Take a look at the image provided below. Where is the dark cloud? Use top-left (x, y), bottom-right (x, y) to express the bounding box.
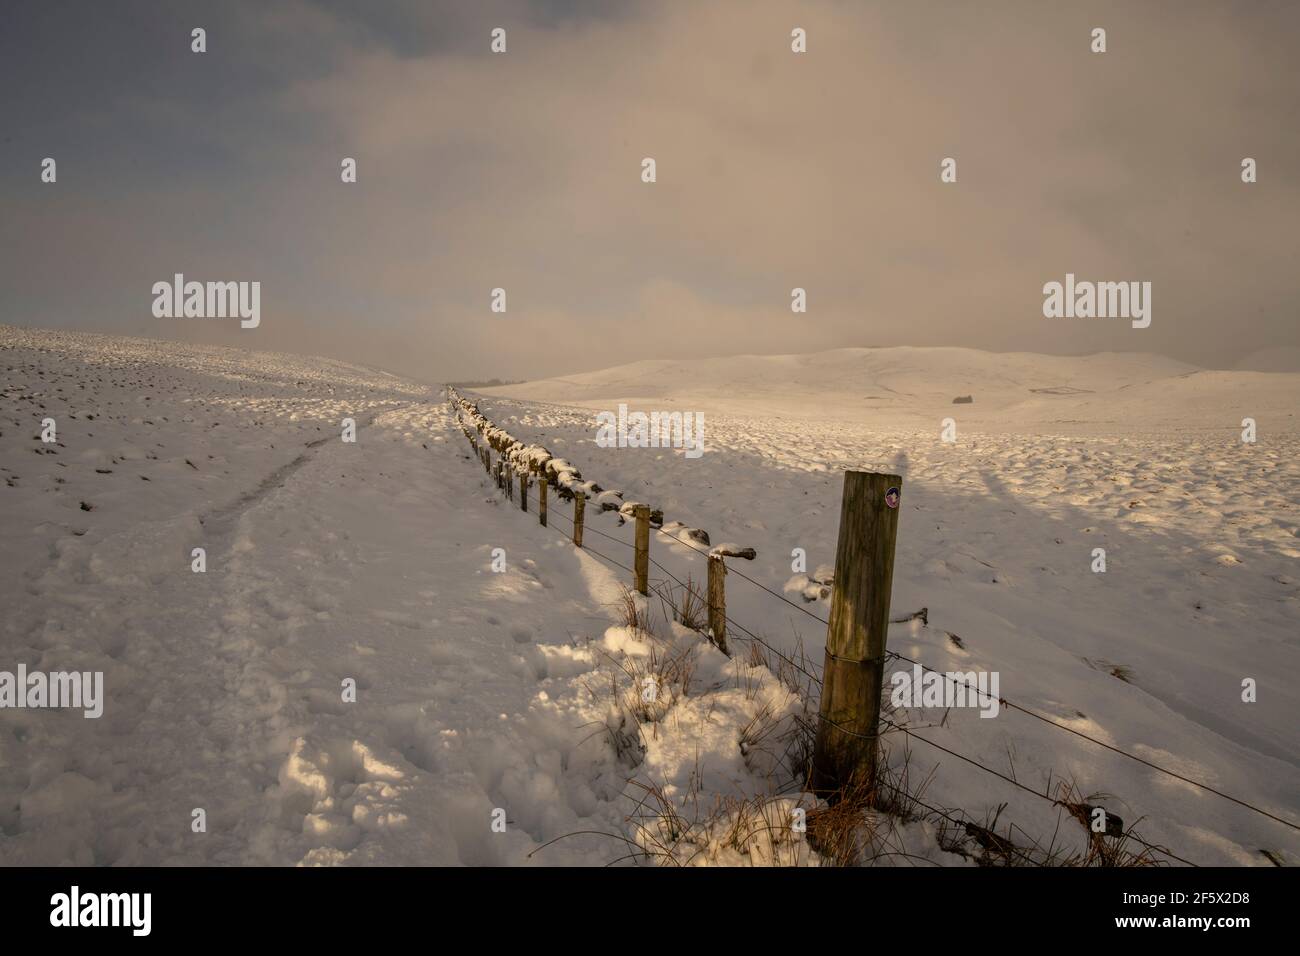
top-left (2, 0), bottom-right (1296, 382)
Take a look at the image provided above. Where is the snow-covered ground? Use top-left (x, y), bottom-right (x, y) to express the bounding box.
top-left (2, 327), bottom-right (1295, 866)
top-left (0, 326), bottom-right (819, 866)
top-left (478, 347), bottom-right (1300, 866)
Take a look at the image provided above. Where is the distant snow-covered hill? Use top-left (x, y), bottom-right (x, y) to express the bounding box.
top-left (1234, 346), bottom-right (1300, 373)
top-left (483, 347), bottom-right (1299, 432)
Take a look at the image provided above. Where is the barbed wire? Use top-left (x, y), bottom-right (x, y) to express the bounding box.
top-left (456, 410), bottom-right (1205, 865)
top-left (451, 398), bottom-right (1296, 850)
top-left (647, 498), bottom-right (1297, 834)
top-left (876, 716), bottom-right (1201, 867)
top-left (881, 648), bottom-right (1299, 833)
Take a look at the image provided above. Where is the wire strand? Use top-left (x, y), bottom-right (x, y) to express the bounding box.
top-left (451, 400), bottom-right (1291, 847)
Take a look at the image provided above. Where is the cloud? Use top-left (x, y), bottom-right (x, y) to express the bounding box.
top-left (2, 0), bottom-right (1297, 381)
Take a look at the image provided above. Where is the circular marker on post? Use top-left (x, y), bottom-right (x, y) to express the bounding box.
top-left (885, 487), bottom-right (900, 509)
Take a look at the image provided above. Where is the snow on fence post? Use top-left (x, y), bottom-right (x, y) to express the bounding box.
top-left (538, 474), bottom-right (547, 527)
top-left (519, 471), bottom-right (528, 512)
top-left (573, 492), bottom-right (585, 548)
top-left (633, 505), bottom-right (650, 595)
top-left (811, 470), bottom-right (902, 795)
top-left (707, 554), bottom-right (727, 654)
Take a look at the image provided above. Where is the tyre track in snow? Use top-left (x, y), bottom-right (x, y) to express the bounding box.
top-left (207, 398), bottom-right (638, 864)
top-left (197, 403), bottom-right (413, 539)
top-left (1, 403), bottom-right (428, 863)
top-left (3, 388), bottom-right (633, 865)
top-left (129, 397), bottom-right (627, 864)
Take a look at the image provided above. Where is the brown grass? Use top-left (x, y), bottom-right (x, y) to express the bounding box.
top-left (674, 575), bottom-right (707, 632)
top-left (613, 583), bottom-right (656, 638)
top-left (558, 582), bottom-right (1170, 867)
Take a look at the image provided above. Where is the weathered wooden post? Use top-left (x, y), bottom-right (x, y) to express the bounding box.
top-left (811, 471), bottom-right (902, 796)
top-left (633, 505), bottom-right (650, 595)
top-left (538, 475), bottom-right (547, 527)
top-left (573, 492), bottom-right (585, 548)
top-left (707, 554), bottom-right (728, 654)
top-left (519, 471), bottom-right (528, 512)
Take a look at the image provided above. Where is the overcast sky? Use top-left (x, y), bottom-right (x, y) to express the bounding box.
top-left (3, 0), bottom-right (1297, 383)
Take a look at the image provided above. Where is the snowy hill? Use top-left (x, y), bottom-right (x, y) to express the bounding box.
top-left (3, 326), bottom-right (1296, 867)
top-left (1234, 346), bottom-right (1300, 374)
top-left (469, 345), bottom-right (1300, 866)
top-left (483, 347), bottom-right (1300, 432)
top-left (5, 325), bottom-right (796, 865)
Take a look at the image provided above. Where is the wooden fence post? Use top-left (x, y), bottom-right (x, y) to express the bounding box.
top-left (707, 554), bottom-right (727, 654)
top-left (519, 471), bottom-right (528, 512)
top-left (633, 505), bottom-right (650, 595)
top-left (811, 470), bottom-right (902, 796)
top-left (573, 492), bottom-right (585, 548)
top-left (538, 475), bottom-right (547, 527)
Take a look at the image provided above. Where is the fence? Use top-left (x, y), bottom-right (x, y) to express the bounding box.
top-left (447, 386), bottom-right (1297, 866)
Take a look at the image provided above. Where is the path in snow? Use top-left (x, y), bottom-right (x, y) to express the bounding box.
top-left (1, 329), bottom-right (649, 865)
top-left (6, 327), bottom-right (1294, 866)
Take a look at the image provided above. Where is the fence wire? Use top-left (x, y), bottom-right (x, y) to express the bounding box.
top-left (450, 397), bottom-right (1297, 864)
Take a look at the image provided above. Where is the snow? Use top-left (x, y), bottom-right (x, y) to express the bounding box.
top-left (0, 325), bottom-right (827, 866)
top-left (481, 346), bottom-right (1298, 433)
top-left (1234, 346), bottom-right (1300, 374)
top-left (476, 346), bottom-right (1300, 866)
top-left (3, 327), bottom-right (1296, 866)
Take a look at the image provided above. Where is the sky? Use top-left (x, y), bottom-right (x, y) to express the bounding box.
top-left (2, 0), bottom-right (1298, 383)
